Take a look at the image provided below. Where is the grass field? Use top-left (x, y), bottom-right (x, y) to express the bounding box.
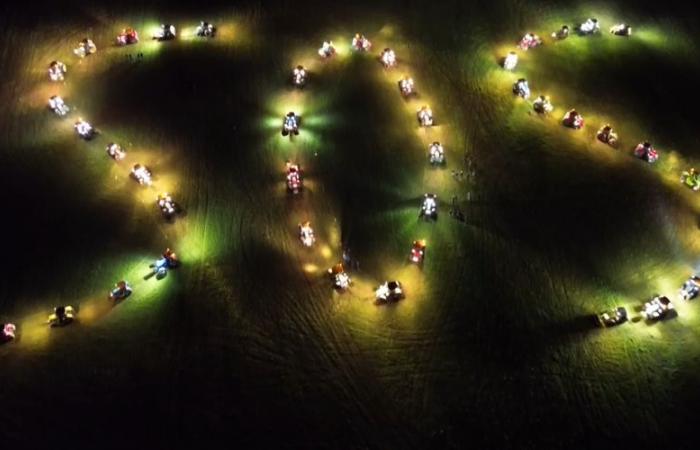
top-left (2, 0), bottom-right (700, 448)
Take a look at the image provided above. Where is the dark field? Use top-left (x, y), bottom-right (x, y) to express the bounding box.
top-left (2, 0), bottom-right (700, 448)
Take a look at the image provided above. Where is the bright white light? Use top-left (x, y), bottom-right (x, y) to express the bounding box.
top-left (299, 222), bottom-right (315, 247)
top-left (318, 41), bottom-right (336, 58)
top-left (131, 164), bottom-right (153, 186)
top-left (73, 38), bottom-right (96, 58)
top-left (418, 106), bottom-right (433, 127)
top-left (533, 95), bottom-right (553, 114)
top-left (579, 18), bottom-right (600, 34)
top-left (293, 65), bottom-right (307, 86)
top-left (513, 79), bottom-right (530, 99)
top-left (380, 48), bottom-right (396, 67)
top-left (351, 33), bottom-right (371, 51)
top-left (429, 142), bottom-right (445, 164)
top-left (518, 33), bottom-right (542, 50)
top-left (399, 77), bottom-right (414, 96)
top-left (74, 118), bottom-right (94, 138)
top-left (503, 51), bottom-right (518, 70)
top-left (49, 95), bottom-right (69, 116)
top-left (48, 61), bottom-right (66, 81)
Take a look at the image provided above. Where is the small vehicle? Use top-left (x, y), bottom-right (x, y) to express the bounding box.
top-left (351, 33), bottom-right (371, 52)
top-left (73, 38), bottom-right (97, 58)
top-left (634, 142), bottom-right (658, 163)
top-left (318, 41), bottom-right (336, 58)
top-left (48, 95), bottom-right (69, 116)
top-left (282, 112), bottom-right (299, 136)
top-left (116, 28), bottom-right (139, 45)
top-left (380, 48), bottom-right (397, 68)
top-left (399, 76), bottom-right (415, 96)
top-left (681, 168), bottom-right (700, 191)
top-left (503, 51), bottom-right (518, 70)
top-left (578, 18), bottom-right (600, 35)
top-left (417, 106), bottom-right (434, 127)
top-left (551, 25), bottom-right (570, 40)
top-left (420, 193), bottom-right (438, 220)
top-left (48, 306), bottom-right (75, 327)
top-left (680, 276), bottom-right (700, 300)
top-left (292, 65), bottom-right (307, 87)
top-left (643, 295), bottom-right (674, 320)
top-left (410, 240), bottom-right (426, 264)
top-left (518, 33), bottom-right (542, 50)
top-left (109, 280), bottom-right (132, 301)
top-left (74, 118), bottom-right (96, 139)
top-left (512, 78), bottom-right (530, 99)
top-left (328, 263), bottom-right (351, 290)
top-left (151, 248), bottom-right (179, 278)
top-left (286, 161), bottom-right (302, 194)
top-left (131, 164), bottom-right (153, 186)
top-left (375, 280), bottom-right (404, 303)
top-left (596, 306), bottom-right (627, 327)
top-left (1, 323), bottom-right (16, 343)
top-left (596, 124), bottom-right (618, 147)
top-left (428, 141), bottom-right (445, 165)
top-left (299, 221), bottom-right (315, 247)
top-left (48, 60), bottom-right (67, 81)
top-left (154, 24), bottom-right (176, 41)
top-left (157, 193), bottom-right (178, 218)
top-left (533, 95), bottom-right (553, 114)
top-left (196, 21), bottom-right (216, 38)
top-left (610, 24), bottom-right (632, 36)
top-left (562, 109), bottom-right (584, 129)
top-left (106, 143), bottom-right (126, 160)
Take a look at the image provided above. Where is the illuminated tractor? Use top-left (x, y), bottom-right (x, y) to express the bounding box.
top-left (503, 51), bottom-right (518, 70)
top-left (596, 124), bottom-right (618, 147)
top-left (417, 105), bottom-right (434, 127)
top-left (428, 141), bottom-right (445, 165)
top-left (375, 280), bottom-right (404, 303)
top-left (680, 276), bottom-right (700, 300)
top-left (196, 21), bottom-right (216, 37)
top-left (106, 143), bottom-right (126, 161)
top-left (643, 295), bottom-right (674, 320)
top-left (380, 48), bottom-right (397, 68)
top-left (73, 38), bottom-right (97, 58)
top-left (634, 141), bottom-right (658, 163)
top-left (328, 263), bottom-right (351, 290)
top-left (48, 306), bottom-right (75, 327)
top-left (299, 221), bottom-right (315, 247)
top-left (150, 248), bottom-right (179, 279)
top-left (109, 281), bottom-right (132, 301)
top-left (154, 24), bottom-right (176, 41)
top-left (1, 323), bottom-right (16, 343)
top-left (420, 193), bottom-right (438, 220)
top-left (578, 18), bottom-right (600, 35)
top-left (351, 33), bottom-right (371, 51)
top-left (533, 95), bottom-right (553, 114)
top-left (562, 109), bottom-right (584, 129)
top-left (681, 168), bottom-right (700, 191)
top-left (410, 240), bottom-right (426, 264)
top-left (596, 307), bottom-right (627, 327)
top-left (48, 60), bottom-right (67, 81)
top-left (282, 112), bottom-right (300, 136)
top-left (157, 193), bottom-right (178, 219)
top-left (518, 33), bottom-right (542, 50)
top-left (610, 24), bottom-right (632, 36)
top-left (551, 25), bottom-right (570, 40)
top-left (48, 95), bottom-right (70, 116)
top-left (74, 118), bottom-right (96, 140)
top-left (286, 161), bottom-right (302, 194)
top-left (318, 41), bottom-right (336, 58)
top-left (512, 78), bottom-right (530, 99)
top-left (117, 28), bottom-right (139, 45)
top-left (292, 65), bottom-right (307, 87)
top-left (131, 163), bottom-right (153, 186)
top-left (398, 76), bottom-right (415, 96)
